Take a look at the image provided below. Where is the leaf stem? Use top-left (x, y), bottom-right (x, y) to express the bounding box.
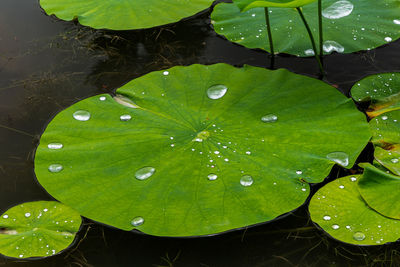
top-left (264, 7), bottom-right (275, 69)
top-left (296, 7), bottom-right (324, 76)
top-left (318, 0), bottom-right (324, 66)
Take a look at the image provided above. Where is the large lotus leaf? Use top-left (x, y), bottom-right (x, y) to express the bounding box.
top-left (34, 64), bottom-right (370, 237)
top-left (351, 73), bottom-right (400, 118)
top-left (357, 163), bottom-right (400, 220)
top-left (309, 175), bottom-right (400, 245)
top-left (211, 0), bottom-right (400, 57)
top-left (234, 0), bottom-right (317, 11)
top-left (40, 0), bottom-right (214, 30)
top-left (0, 201), bottom-right (81, 259)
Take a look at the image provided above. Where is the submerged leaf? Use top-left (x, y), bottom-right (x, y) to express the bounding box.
top-left (358, 163), bottom-right (400, 220)
top-left (309, 175), bottom-right (400, 245)
top-left (0, 201), bottom-right (81, 259)
top-left (211, 0), bottom-right (400, 56)
top-left (34, 64), bottom-right (370, 236)
top-left (234, 0), bottom-right (317, 11)
top-left (40, 0), bottom-right (214, 30)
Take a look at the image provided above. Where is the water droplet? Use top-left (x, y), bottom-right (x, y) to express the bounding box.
top-left (208, 174), bottom-right (218, 181)
top-left (245, 151), bottom-right (251, 155)
top-left (339, 185), bottom-right (345, 189)
top-left (99, 96), bottom-right (106, 101)
top-left (394, 19), bottom-right (400, 25)
top-left (2, 215), bottom-right (8, 219)
top-left (326, 152), bottom-right (349, 167)
top-left (120, 114), bottom-right (132, 121)
top-left (25, 213), bottom-right (31, 218)
top-left (322, 0), bottom-right (354, 19)
top-left (391, 158), bottom-right (399, 163)
top-left (350, 177), bottom-right (357, 182)
top-left (163, 71), bottom-right (169, 76)
top-left (323, 215), bottom-right (331, 221)
top-left (48, 143), bottom-right (63, 149)
top-left (332, 224), bottom-right (340, 230)
top-left (19, 255), bottom-right (23, 258)
top-left (48, 164), bottom-right (63, 173)
top-left (131, 216), bottom-right (144, 226)
top-left (296, 170), bottom-right (303, 175)
top-left (261, 114), bottom-right (278, 123)
top-left (304, 49), bottom-right (315, 56)
top-left (214, 151), bottom-right (220, 155)
top-left (301, 188), bottom-right (307, 192)
top-left (207, 84), bottom-right (228, 100)
top-left (385, 37), bottom-right (392, 42)
top-left (73, 110), bottom-right (91, 121)
top-left (353, 231), bottom-right (366, 241)
top-left (323, 40), bottom-right (345, 53)
top-left (382, 115), bottom-right (388, 120)
top-left (43, 209), bottom-right (48, 212)
top-left (135, 167), bottom-right (155, 180)
top-left (240, 175), bottom-right (253, 186)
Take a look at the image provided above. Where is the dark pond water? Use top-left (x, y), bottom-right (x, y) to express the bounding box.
top-left (1, 0), bottom-right (400, 266)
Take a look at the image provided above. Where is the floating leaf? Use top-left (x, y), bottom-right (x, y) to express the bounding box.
top-left (309, 175), bottom-right (400, 245)
top-left (34, 64), bottom-right (370, 236)
top-left (211, 0), bottom-right (400, 56)
top-left (234, 0), bottom-right (317, 11)
top-left (0, 201), bottom-right (81, 259)
top-left (374, 146), bottom-right (400, 176)
top-left (351, 73), bottom-right (400, 118)
top-left (357, 163), bottom-right (400, 220)
top-left (40, 0), bottom-right (214, 30)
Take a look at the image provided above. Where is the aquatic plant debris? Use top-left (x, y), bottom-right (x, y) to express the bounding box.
top-left (0, 201), bottom-right (81, 259)
top-left (211, 0), bottom-right (400, 56)
top-left (34, 64), bottom-right (370, 237)
top-left (309, 175), bottom-right (400, 245)
top-left (40, 0), bottom-right (214, 30)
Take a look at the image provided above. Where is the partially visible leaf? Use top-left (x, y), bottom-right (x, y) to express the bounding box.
top-left (374, 146), bottom-right (400, 176)
top-left (0, 201), bottom-right (82, 259)
top-left (358, 163), bottom-right (400, 220)
top-left (309, 175), bottom-right (400, 245)
top-left (234, 0), bottom-right (317, 11)
top-left (34, 64), bottom-right (370, 237)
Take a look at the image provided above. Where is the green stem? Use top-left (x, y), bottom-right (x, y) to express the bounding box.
top-left (296, 7), bottom-right (324, 76)
top-left (318, 0), bottom-right (324, 65)
top-left (264, 7), bottom-right (275, 69)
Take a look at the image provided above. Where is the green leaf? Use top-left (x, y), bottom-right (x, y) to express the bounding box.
top-left (374, 146), bottom-right (400, 176)
top-left (34, 64), bottom-right (370, 237)
top-left (234, 0), bottom-right (317, 11)
top-left (211, 0), bottom-right (400, 57)
top-left (309, 175), bottom-right (400, 245)
top-left (39, 0), bottom-right (214, 30)
top-left (351, 73), bottom-right (400, 118)
top-left (357, 163), bottom-right (400, 220)
top-left (0, 201), bottom-right (82, 259)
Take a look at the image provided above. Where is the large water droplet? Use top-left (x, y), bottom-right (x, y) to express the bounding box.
top-left (207, 85), bottom-right (228, 100)
top-left (240, 175), bottom-right (253, 187)
top-left (208, 174), bottom-right (218, 181)
top-left (48, 143), bottom-right (63, 149)
top-left (353, 231), bottom-right (366, 241)
top-left (261, 114), bottom-right (278, 123)
top-left (73, 110), bottom-right (91, 121)
top-left (48, 164), bottom-right (63, 173)
top-left (131, 216), bottom-right (144, 226)
top-left (326, 152), bottom-right (349, 167)
top-left (322, 0), bottom-right (354, 19)
top-left (323, 40), bottom-right (344, 53)
top-left (135, 167), bottom-right (155, 180)
top-left (120, 114), bottom-right (132, 121)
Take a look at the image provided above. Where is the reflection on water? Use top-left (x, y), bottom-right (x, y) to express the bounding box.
top-left (1, 0), bottom-right (400, 266)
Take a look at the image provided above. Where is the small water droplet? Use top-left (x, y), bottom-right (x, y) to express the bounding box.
top-left (353, 231), bottom-right (366, 241)
top-left (245, 151), bottom-right (251, 155)
top-left (332, 224), bottom-right (340, 230)
top-left (19, 255), bottom-right (23, 258)
top-left (208, 174), bottom-right (218, 181)
top-left (73, 110), bottom-right (91, 121)
top-left (382, 116), bottom-right (388, 120)
top-left (301, 188), bottom-right (307, 192)
top-left (25, 213), bottom-right (31, 218)
top-left (394, 19), bottom-right (400, 24)
top-left (207, 85), bottom-right (228, 100)
top-left (323, 215), bottom-right (331, 221)
top-left (304, 49), bottom-right (315, 56)
top-left (2, 215), bottom-right (8, 219)
top-left (214, 151), bottom-right (220, 155)
top-left (131, 216), bottom-right (144, 226)
top-left (120, 114), bottom-right (132, 121)
top-left (339, 185), bottom-right (345, 189)
top-left (135, 167), bottom-right (155, 180)
top-left (99, 96), bottom-right (106, 101)
top-left (326, 152), bottom-right (349, 167)
top-left (322, 0), bottom-right (354, 19)
top-left (240, 175), bottom-right (253, 186)
top-left (385, 37), bottom-right (392, 42)
top-left (296, 170), bottom-right (303, 175)
top-left (391, 158), bottom-right (399, 163)
top-left (261, 114), bottom-right (278, 123)
top-left (163, 71), bottom-right (169, 76)
top-left (350, 177), bottom-right (357, 182)
top-left (48, 143), bottom-right (63, 149)
top-left (43, 209), bottom-right (48, 212)
top-left (48, 164), bottom-right (63, 173)
top-left (323, 40), bottom-right (345, 53)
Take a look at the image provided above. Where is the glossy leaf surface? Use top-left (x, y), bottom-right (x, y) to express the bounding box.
top-left (234, 0), bottom-right (317, 11)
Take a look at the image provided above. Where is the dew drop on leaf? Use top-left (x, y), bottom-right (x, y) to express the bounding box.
top-left (323, 215), bottom-right (331, 221)
top-left (207, 84), bottom-right (228, 99)
top-left (322, 0), bottom-right (354, 19)
top-left (131, 216), bottom-right (144, 227)
top-left (240, 175), bottom-right (253, 187)
top-left (326, 152), bottom-right (349, 167)
top-left (73, 110), bottom-right (91, 121)
top-left (261, 114), bottom-right (278, 123)
top-left (353, 231), bottom-right (366, 241)
top-left (47, 143), bottom-right (63, 149)
top-left (48, 164), bottom-right (63, 173)
top-left (332, 224), bottom-right (340, 230)
top-left (120, 114), bottom-right (132, 121)
top-left (207, 174), bottom-right (218, 181)
top-left (135, 167), bottom-right (156, 180)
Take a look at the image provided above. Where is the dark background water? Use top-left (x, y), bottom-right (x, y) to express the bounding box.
top-left (1, 0), bottom-right (400, 266)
